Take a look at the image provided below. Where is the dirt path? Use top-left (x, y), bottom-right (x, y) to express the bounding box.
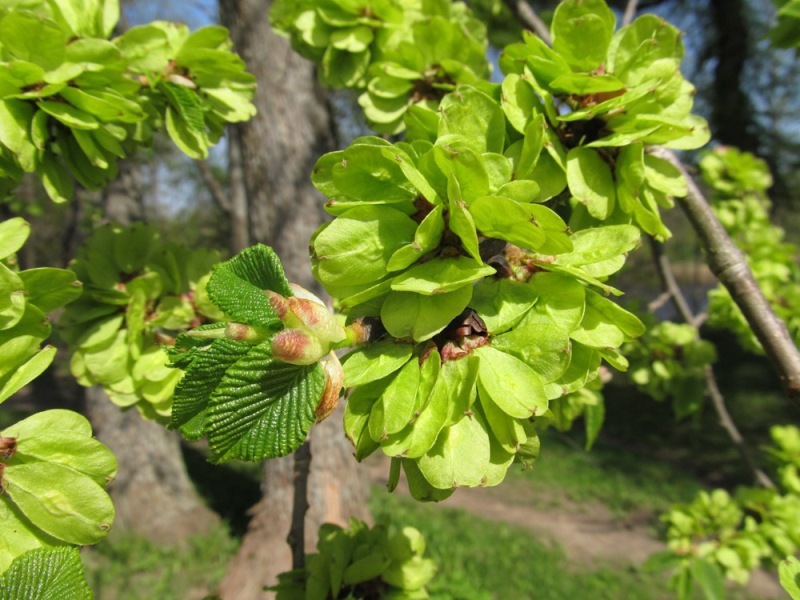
top-left (365, 456), bottom-right (783, 598)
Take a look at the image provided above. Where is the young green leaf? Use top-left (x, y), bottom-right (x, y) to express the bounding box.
top-left (204, 342), bottom-right (324, 462)
top-left (207, 244), bottom-right (291, 328)
top-left (0, 547), bottom-right (92, 600)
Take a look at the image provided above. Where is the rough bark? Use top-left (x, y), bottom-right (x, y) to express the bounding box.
top-left (85, 387), bottom-right (219, 543)
top-left (216, 2), bottom-right (371, 598)
top-left (83, 160), bottom-right (219, 543)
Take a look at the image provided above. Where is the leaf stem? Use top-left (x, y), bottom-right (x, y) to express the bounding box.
top-left (652, 147), bottom-right (800, 407)
top-left (648, 238), bottom-right (775, 488)
top-left (287, 441), bottom-right (312, 570)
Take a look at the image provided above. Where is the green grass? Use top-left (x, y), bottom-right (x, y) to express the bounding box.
top-left (503, 431), bottom-right (705, 518)
top-left (371, 491), bottom-right (679, 600)
top-left (83, 525), bottom-right (238, 600)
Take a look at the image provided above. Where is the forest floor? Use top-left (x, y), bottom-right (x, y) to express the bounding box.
top-left (365, 454), bottom-right (784, 599)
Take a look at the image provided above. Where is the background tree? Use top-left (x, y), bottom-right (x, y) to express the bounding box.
top-left (215, 1), bottom-right (370, 596)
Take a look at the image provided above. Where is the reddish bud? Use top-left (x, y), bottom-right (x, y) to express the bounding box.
top-left (0, 437), bottom-right (16, 459)
top-left (225, 323), bottom-right (269, 343)
top-left (271, 329), bottom-right (325, 365)
top-left (268, 286), bottom-right (345, 345)
top-left (344, 318), bottom-right (374, 346)
top-left (266, 290), bottom-right (291, 320)
top-left (316, 352), bottom-right (343, 422)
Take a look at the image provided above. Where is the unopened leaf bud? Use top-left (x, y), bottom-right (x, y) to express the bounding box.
top-left (316, 352), bottom-right (343, 422)
top-left (225, 323), bottom-right (270, 343)
top-left (266, 290), bottom-right (291, 321)
top-left (0, 436), bottom-right (16, 459)
top-left (271, 329), bottom-right (326, 365)
top-left (286, 297), bottom-right (346, 344)
top-left (267, 286), bottom-right (345, 345)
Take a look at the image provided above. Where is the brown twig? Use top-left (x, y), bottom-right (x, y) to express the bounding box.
top-left (504, 0), bottom-right (552, 45)
top-left (622, 0), bottom-right (639, 27)
top-left (195, 160), bottom-right (231, 213)
top-left (648, 238), bottom-right (775, 488)
top-left (287, 441), bottom-right (312, 570)
top-left (651, 147), bottom-right (800, 407)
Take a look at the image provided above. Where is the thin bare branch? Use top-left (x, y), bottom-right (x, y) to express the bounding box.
top-left (703, 365), bottom-right (775, 488)
top-left (648, 290), bottom-right (671, 313)
top-left (504, 0), bottom-right (552, 45)
top-left (648, 238), bottom-right (775, 488)
top-left (195, 159), bottom-right (231, 213)
top-left (651, 147), bottom-right (800, 407)
top-left (622, 0), bottom-right (639, 27)
top-left (287, 441), bottom-right (312, 570)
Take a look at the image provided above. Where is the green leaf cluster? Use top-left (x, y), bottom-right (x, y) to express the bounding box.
top-left (699, 147), bottom-right (800, 354)
top-left (500, 3), bottom-right (705, 239)
top-left (0, 217), bottom-right (81, 404)
top-left (167, 245), bottom-right (334, 463)
top-left (309, 83), bottom-right (644, 492)
top-left (541, 372), bottom-right (605, 452)
top-left (59, 222), bottom-right (221, 421)
top-left (0, 0), bottom-right (255, 202)
top-left (270, 0), bottom-right (411, 88)
top-left (0, 217), bottom-right (113, 575)
top-left (0, 410), bottom-right (116, 573)
top-left (272, 519), bottom-right (436, 600)
top-left (272, 0), bottom-right (489, 133)
top-left (780, 555), bottom-right (800, 600)
top-left (655, 425), bottom-right (800, 597)
top-left (624, 320), bottom-right (716, 420)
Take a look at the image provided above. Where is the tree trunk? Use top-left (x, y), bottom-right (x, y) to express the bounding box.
top-left (83, 160), bottom-right (219, 543)
top-left (708, 0), bottom-right (760, 153)
top-left (85, 388), bottom-right (219, 543)
top-left (216, 2), bottom-right (371, 598)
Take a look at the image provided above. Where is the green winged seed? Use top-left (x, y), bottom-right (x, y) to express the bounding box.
top-left (367, 358), bottom-right (420, 440)
top-left (12, 431), bottom-right (117, 487)
top-left (470, 196), bottom-right (546, 251)
top-left (416, 410), bottom-right (492, 489)
top-left (438, 86), bottom-right (505, 155)
top-left (0, 346), bottom-right (57, 405)
top-left (401, 459), bottom-right (454, 502)
top-left (566, 147), bottom-right (616, 220)
top-left (0, 497), bottom-right (65, 574)
top-left (344, 378), bottom-right (386, 461)
top-left (478, 388), bottom-right (528, 453)
top-left (0, 218), bottom-right (30, 260)
top-left (342, 339), bottom-right (414, 388)
top-left (570, 289), bottom-right (645, 348)
top-left (2, 409), bottom-right (94, 439)
top-left (551, 0), bottom-right (616, 72)
top-left (3, 462), bottom-right (114, 545)
top-left (475, 346), bottom-right (547, 418)
top-left (390, 257), bottom-right (495, 295)
top-left (381, 286), bottom-right (472, 342)
top-left (469, 278), bottom-right (539, 335)
top-left (313, 206), bottom-right (418, 294)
